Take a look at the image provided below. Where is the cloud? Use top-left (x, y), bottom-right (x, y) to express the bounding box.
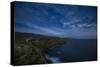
top-left (62, 17), bottom-right (86, 27)
top-left (76, 23), bottom-right (96, 28)
top-left (15, 2), bottom-right (97, 39)
top-left (33, 25), bottom-right (61, 35)
top-left (26, 23), bottom-right (62, 35)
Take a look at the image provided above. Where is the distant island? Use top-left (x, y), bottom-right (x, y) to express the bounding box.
top-left (14, 32), bottom-right (68, 65)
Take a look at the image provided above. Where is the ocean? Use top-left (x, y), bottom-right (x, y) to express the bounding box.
top-left (45, 39), bottom-right (97, 63)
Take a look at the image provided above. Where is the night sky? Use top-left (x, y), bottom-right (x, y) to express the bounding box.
top-left (14, 2), bottom-right (97, 39)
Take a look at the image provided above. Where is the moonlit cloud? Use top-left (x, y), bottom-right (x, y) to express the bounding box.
top-left (32, 25), bottom-right (62, 35)
top-left (14, 2), bottom-right (97, 39)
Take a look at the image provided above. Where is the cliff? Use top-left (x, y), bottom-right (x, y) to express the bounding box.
top-left (14, 32), bottom-right (68, 65)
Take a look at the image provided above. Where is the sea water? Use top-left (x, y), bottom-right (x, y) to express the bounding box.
top-left (45, 39), bottom-right (97, 63)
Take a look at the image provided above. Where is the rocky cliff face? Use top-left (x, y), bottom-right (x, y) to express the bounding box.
top-left (14, 32), bottom-right (68, 65)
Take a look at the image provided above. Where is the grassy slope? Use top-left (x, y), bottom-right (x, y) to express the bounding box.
top-left (14, 32), bottom-right (68, 65)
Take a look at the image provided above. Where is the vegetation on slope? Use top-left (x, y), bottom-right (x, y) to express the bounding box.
top-left (14, 32), bottom-right (68, 65)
